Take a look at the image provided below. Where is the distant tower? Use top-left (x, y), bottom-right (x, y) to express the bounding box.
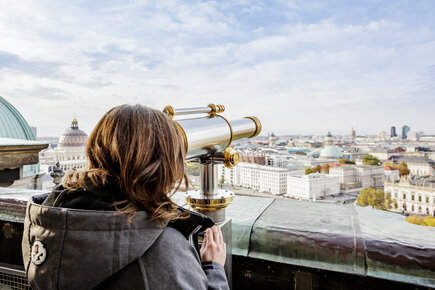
top-left (378, 130), bottom-right (386, 141)
top-left (402, 125), bottom-right (410, 140)
top-left (30, 126), bottom-right (37, 138)
top-left (350, 127), bottom-right (356, 139)
top-left (269, 132), bottom-right (277, 147)
top-left (324, 132), bottom-right (334, 146)
top-left (390, 126), bottom-right (397, 138)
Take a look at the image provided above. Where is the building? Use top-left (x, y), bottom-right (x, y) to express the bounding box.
top-left (240, 152), bottom-right (266, 165)
top-left (390, 126), bottom-right (397, 138)
top-left (385, 177), bottom-right (435, 216)
top-left (39, 118), bottom-right (89, 177)
top-left (408, 131), bottom-right (422, 141)
top-left (350, 128), bottom-right (356, 140)
top-left (319, 132), bottom-right (343, 159)
top-left (0, 96), bottom-right (48, 189)
top-left (54, 118), bottom-right (88, 171)
top-left (402, 125), bottom-right (410, 140)
top-left (218, 162), bottom-right (304, 195)
top-left (269, 132), bottom-right (278, 148)
top-left (378, 130), bottom-right (386, 141)
top-left (286, 173), bottom-right (340, 200)
top-left (30, 126), bottom-right (37, 138)
top-left (384, 165), bottom-right (400, 182)
top-left (387, 155), bottom-right (434, 177)
top-left (329, 165), bottom-right (384, 193)
top-left (370, 149), bottom-right (395, 161)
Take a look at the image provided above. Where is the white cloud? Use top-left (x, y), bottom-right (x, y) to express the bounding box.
top-left (0, 0), bottom-right (434, 136)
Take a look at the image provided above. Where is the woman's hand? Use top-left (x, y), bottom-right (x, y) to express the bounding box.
top-left (200, 225), bottom-right (226, 267)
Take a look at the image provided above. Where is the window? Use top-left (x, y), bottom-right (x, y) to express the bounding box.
top-left (395, 192), bottom-right (398, 198)
top-left (403, 194), bottom-right (406, 199)
top-left (426, 197), bottom-right (429, 203)
top-left (418, 196), bottom-right (421, 202)
top-left (411, 195), bottom-right (414, 201)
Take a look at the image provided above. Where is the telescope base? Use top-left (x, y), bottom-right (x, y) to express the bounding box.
top-left (184, 189), bottom-right (234, 223)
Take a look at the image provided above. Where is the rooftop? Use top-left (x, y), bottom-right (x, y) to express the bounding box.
top-left (388, 155), bottom-right (435, 165)
top-left (0, 96), bottom-right (35, 141)
top-left (0, 188), bottom-right (433, 287)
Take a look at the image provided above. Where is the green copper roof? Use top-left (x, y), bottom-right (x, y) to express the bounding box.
top-left (0, 96), bottom-right (35, 141)
top-left (320, 145), bottom-right (343, 158)
top-left (0, 96), bottom-right (40, 177)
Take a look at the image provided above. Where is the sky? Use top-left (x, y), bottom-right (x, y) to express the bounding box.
top-left (0, 0), bottom-right (434, 137)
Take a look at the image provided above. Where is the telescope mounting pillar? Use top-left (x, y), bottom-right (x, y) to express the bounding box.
top-left (185, 161), bottom-right (234, 224)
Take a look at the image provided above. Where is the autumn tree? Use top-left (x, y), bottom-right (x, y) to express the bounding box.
top-left (322, 164), bottom-right (330, 174)
top-left (406, 215), bottom-right (435, 227)
top-left (305, 168), bottom-right (313, 175)
top-left (398, 162), bottom-right (410, 177)
top-left (385, 162), bottom-right (410, 177)
top-left (313, 165), bottom-right (322, 173)
top-left (362, 154), bottom-right (381, 166)
top-left (356, 188), bottom-right (392, 210)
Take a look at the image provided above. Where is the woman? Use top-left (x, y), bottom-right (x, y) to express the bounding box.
top-left (22, 104), bottom-right (229, 290)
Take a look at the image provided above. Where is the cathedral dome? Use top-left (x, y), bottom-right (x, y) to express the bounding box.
top-left (58, 118), bottom-right (88, 147)
top-left (320, 132), bottom-right (342, 159)
top-left (320, 146), bottom-right (343, 159)
top-left (0, 96), bottom-right (35, 140)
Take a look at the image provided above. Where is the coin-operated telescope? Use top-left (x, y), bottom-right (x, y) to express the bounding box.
top-left (163, 104), bottom-right (261, 223)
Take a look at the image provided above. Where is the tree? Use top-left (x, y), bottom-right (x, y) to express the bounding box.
top-left (385, 162), bottom-right (410, 177)
top-left (305, 168), bottom-right (313, 175)
top-left (313, 165), bottom-right (322, 173)
top-left (339, 159), bottom-right (355, 164)
top-left (405, 215), bottom-right (435, 227)
top-left (384, 192), bottom-right (393, 210)
top-left (356, 189), bottom-right (369, 206)
top-left (406, 215), bottom-right (423, 225)
top-left (362, 154), bottom-right (381, 166)
top-left (422, 216), bottom-right (435, 227)
top-left (356, 188), bottom-right (392, 210)
top-left (393, 200), bottom-right (398, 209)
top-left (398, 162), bottom-right (410, 177)
top-left (185, 163), bottom-right (200, 176)
top-left (322, 164), bottom-right (330, 174)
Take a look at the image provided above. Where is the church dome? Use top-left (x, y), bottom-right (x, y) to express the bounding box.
top-left (320, 131), bottom-right (342, 159)
top-left (58, 118), bottom-right (88, 147)
top-left (0, 96), bottom-right (35, 140)
top-left (320, 146), bottom-right (343, 159)
top-left (0, 96), bottom-right (40, 177)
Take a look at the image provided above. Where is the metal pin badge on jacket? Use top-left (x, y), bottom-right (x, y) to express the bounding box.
top-left (31, 241), bottom-right (47, 265)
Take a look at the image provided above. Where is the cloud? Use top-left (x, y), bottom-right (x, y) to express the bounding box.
top-left (0, 51), bottom-right (62, 77)
top-left (0, 0), bottom-right (434, 136)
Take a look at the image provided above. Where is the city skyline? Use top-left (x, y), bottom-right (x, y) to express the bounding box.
top-left (2, 95), bottom-right (432, 138)
top-left (1, 1), bottom-right (435, 136)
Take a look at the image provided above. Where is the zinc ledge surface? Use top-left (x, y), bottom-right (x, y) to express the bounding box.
top-left (0, 188), bottom-right (434, 287)
top-left (227, 195), bottom-right (435, 288)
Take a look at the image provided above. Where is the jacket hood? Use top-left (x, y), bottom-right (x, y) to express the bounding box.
top-left (22, 194), bottom-right (167, 290)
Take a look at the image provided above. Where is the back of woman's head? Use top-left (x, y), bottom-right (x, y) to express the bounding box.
top-left (63, 104), bottom-right (187, 221)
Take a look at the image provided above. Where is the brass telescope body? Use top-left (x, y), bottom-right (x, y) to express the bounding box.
top-left (163, 104), bottom-right (261, 223)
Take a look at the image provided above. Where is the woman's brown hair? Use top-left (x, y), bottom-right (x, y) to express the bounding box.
top-left (63, 104), bottom-right (188, 222)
